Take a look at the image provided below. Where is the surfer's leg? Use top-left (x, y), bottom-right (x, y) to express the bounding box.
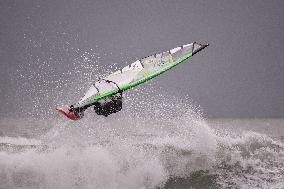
top-left (102, 102), bottom-right (112, 116)
top-left (116, 99), bottom-right (122, 111)
top-left (93, 102), bottom-right (103, 115)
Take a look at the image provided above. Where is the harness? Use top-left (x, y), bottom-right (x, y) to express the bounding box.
top-left (100, 78), bottom-right (122, 96)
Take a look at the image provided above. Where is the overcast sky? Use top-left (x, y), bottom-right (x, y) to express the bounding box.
top-left (0, 0), bottom-right (283, 118)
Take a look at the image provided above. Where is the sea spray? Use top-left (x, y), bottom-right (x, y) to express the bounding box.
top-left (1, 47), bottom-right (283, 189)
top-left (0, 94), bottom-right (219, 189)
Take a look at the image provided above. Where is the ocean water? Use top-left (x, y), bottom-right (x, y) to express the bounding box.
top-left (0, 102), bottom-right (283, 189)
top-left (1, 53), bottom-right (283, 189)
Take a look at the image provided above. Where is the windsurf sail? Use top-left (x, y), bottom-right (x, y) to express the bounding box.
top-left (75, 42), bottom-right (209, 108)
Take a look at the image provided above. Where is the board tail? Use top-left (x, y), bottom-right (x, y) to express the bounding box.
top-left (56, 106), bottom-right (82, 120)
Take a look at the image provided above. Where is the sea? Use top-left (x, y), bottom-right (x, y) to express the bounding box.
top-left (0, 99), bottom-right (283, 189)
top-left (1, 58), bottom-right (283, 189)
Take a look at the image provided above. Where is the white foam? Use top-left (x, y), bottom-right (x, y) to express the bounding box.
top-left (0, 94), bottom-right (218, 188)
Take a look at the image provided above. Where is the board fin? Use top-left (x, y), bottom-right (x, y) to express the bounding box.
top-left (56, 106), bottom-right (82, 120)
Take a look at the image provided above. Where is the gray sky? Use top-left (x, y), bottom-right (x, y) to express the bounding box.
top-left (0, 0), bottom-right (283, 118)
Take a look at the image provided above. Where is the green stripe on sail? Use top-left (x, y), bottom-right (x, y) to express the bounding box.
top-left (79, 52), bottom-right (193, 106)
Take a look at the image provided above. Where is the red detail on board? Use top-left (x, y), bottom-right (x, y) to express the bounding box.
top-left (56, 106), bottom-right (81, 120)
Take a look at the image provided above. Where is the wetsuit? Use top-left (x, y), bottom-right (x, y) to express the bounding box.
top-left (93, 94), bottom-right (122, 117)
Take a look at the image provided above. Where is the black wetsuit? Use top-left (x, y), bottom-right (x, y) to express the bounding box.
top-left (93, 95), bottom-right (122, 117)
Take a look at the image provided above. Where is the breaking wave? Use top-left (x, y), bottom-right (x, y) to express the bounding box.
top-left (0, 99), bottom-right (283, 189)
top-left (1, 48), bottom-right (283, 189)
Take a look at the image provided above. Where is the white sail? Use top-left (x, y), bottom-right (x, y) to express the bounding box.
top-left (77, 42), bottom-right (208, 107)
